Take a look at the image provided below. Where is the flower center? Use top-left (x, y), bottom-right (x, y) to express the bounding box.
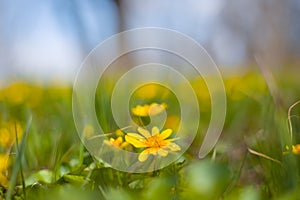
top-left (145, 135), bottom-right (168, 148)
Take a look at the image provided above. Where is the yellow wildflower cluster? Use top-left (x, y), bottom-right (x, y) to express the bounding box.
top-left (103, 129), bottom-right (129, 149)
top-left (102, 102), bottom-right (181, 162)
top-left (104, 137), bottom-right (129, 149)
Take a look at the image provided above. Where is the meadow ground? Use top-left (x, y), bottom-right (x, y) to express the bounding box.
top-left (1, 68), bottom-right (300, 199)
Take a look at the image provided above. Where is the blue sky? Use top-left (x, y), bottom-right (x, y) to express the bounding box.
top-left (0, 0), bottom-right (299, 81)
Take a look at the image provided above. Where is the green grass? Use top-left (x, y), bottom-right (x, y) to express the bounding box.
top-left (1, 68), bottom-right (300, 199)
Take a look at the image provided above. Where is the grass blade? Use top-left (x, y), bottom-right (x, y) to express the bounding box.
top-left (6, 116), bottom-right (32, 200)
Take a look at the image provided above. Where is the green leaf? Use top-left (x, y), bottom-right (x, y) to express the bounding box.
top-left (25, 169), bottom-right (54, 186)
top-left (62, 174), bottom-right (87, 185)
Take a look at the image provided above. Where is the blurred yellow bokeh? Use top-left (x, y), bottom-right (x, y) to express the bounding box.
top-left (0, 121), bottom-right (23, 148)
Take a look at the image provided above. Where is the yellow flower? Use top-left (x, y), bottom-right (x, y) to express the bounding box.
top-left (284, 144), bottom-right (300, 155)
top-left (0, 173), bottom-right (9, 188)
top-left (136, 84), bottom-right (158, 99)
top-left (2, 82), bottom-right (30, 104)
top-left (225, 73), bottom-right (267, 101)
top-left (0, 154), bottom-right (10, 172)
top-left (164, 115), bottom-right (180, 132)
top-left (134, 84), bottom-right (169, 99)
top-left (0, 122), bottom-right (23, 148)
top-left (292, 145), bottom-right (300, 155)
top-left (0, 128), bottom-right (11, 148)
top-left (131, 103), bottom-right (167, 117)
top-left (104, 137), bottom-right (129, 149)
top-left (0, 153), bottom-right (10, 188)
top-left (115, 129), bottom-right (124, 137)
top-left (283, 144), bottom-right (300, 155)
top-left (125, 126), bottom-right (181, 162)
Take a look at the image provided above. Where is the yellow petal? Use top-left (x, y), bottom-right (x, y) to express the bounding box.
top-left (292, 144), bottom-right (300, 155)
top-left (109, 138), bottom-right (115, 143)
top-left (131, 105), bottom-right (150, 116)
top-left (137, 127), bottom-right (151, 138)
top-left (116, 137), bottom-right (123, 143)
top-left (158, 148), bottom-right (168, 157)
top-left (149, 103), bottom-right (167, 115)
top-left (120, 142), bottom-right (129, 148)
top-left (103, 140), bottom-right (111, 146)
top-left (165, 137), bottom-right (180, 142)
top-left (152, 126), bottom-right (160, 136)
top-left (115, 129), bottom-right (124, 137)
top-left (161, 103), bottom-right (167, 108)
top-left (285, 145), bottom-right (290, 150)
top-left (159, 129), bottom-right (172, 139)
top-left (167, 143), bottom-right (181, 151)
top-left (138, 150), bottom-right (150, 162)
top-left (127, 133), bottom-right (145, 139)
top-left (148, 148), bottom-right (158, 155)
top-left (148, 103), bottom-right (160, 115)
top-left (0, 154), bottom-right (10, 172)
top-left (125, 135), bottom-right (148, 148)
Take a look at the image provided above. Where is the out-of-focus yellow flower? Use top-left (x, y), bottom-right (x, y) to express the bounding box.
top-left (190, 79), bottom-right (210, 106)
top-left (292, 145), bottom-right (300, 155)
top-left (134, 84), bottom-right (169, 99)
top-left (125, 126), bottom-right (181, 162)
top-left (1, 82), bottom-right (30, 104)
top-left (115, 129), bottom-right (124, 137)
top-left (164, 115), bottom-right (180, 131)
top-left (284, 144), bottom-right (300, 155)
top-left (136, 84), bottom-right (158, 99)
top-left (0, 128), bottom-right (10, 148)
top-left (225, 73), bottom-right (267, 101)
top-left (104, 137), bottom-right (129, 149)
top-left (131, 103), bottom-right (167, 117)
top-left (0, 82), bottom-right (43, 107)
top-left (0, 154), bottom-right (10, 172)
top-left (0, 173), bottom-right (9, 188)
top-left (0, 153), bottom-right (10, 188)
top-left (225, 77), bottom-right (244, 101)
top-left (0, 121), bottom-right (23, 148)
